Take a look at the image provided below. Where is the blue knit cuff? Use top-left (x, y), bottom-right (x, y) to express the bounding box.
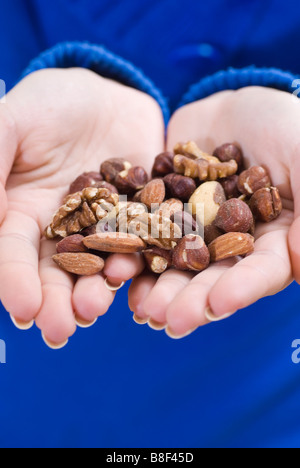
top-left (21, 41), bottom-right (170, 124)
top-left (179, 66), bottom-right (300, 107)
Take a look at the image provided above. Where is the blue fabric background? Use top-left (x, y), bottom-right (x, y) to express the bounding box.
top-left (0, 0), bottom-right (300, 448)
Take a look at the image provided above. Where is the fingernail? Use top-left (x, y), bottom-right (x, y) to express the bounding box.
top-left (104, 278), bottom-right (125, 292)
top-left (165, 326), bottom-right (197, 340)
top-left (205, 307), bottom-right (233, 322)
top-left (10, 314), bottom-right (34, 331)
top-left (133, 314), bottom-right (149, 325)
top-left (75, 317), bottom-right (98, 329)
top-left (41, 332), bottom-right (68, 350)
top-left (148, 319), bottom-right (166, 331)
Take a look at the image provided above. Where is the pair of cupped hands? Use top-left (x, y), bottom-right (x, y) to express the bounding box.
top-left (0, 67), bottom-right (299, 348)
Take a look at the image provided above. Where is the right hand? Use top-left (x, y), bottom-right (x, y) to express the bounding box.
top-left (0, 68), bottom-right (164, 347)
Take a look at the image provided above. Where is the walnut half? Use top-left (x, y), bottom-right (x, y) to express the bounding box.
top-left (45, 187), bottom-right (119, 239)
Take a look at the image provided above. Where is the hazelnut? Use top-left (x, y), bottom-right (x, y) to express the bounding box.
top-left (220, 175), bottom-right (240, 199)
top-left (92, 181), bottom-right (119, 194)
top-left (114, 167), bottom-right (149, 195)
top-left (171, 211), bottom-right (201, 237)
top-left (69, 172), bottom-right (103, 194)
top-left (152, 152), bottom-right (174, 178)
top-left (100, 158), bottom-right (132, 183)
top-left (238, 166), bottom-right (271, 196)
top-left (213, 143), bottom-right (244, 172)
top-left (204, 224), bottom-right (223, 245)
top-left (189, 181), bottom-right (226, 227)
top-left (56, 234), bottom-right (88, 253)
top-left (249, 187), bottom-right (282, 222)
top-left (172, 235), bottom-right (210, 272)
top-left (163, 173), bottom-right (197, 202)
top-left (143, 247), bottom-right (172, 274)
top-left (214, 199), bottom-right (254, 233)
top-left (132, 190), bottom-right (143, 203)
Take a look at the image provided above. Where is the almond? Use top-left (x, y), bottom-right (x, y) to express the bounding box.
top-left (208, 233), bottom-right (254, 262)
top-left (56, 234), bottom-right (87, 253)
top-left (52, 253), bottom-right (105, 276)
top-left (140, 179), bottom-right (166, 209)
top-left (83, 232), bottom-right (146, 253)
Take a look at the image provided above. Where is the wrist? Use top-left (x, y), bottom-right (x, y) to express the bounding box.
top-left (20, 41), bottom-right (169, 125)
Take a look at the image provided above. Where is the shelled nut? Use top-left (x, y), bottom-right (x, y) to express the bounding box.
top-left (214, 199), bottom-right (254, 233)
top-left (174, 154), bottom-right (238, 181)
top-left (69, 172), bottom-right (103, 194)
top-left (164, 173), bottom-right (196, 202)
top-left (155, 198), bottom-right (184, 218)
top-left (204, 224), bottom-right (223, 245)
top-left (208, 233), bottom-right (255, 262)
top-left (56, 234), bottom-right (88, 253)
top-left (249, 187), bottom-right (282, 222)
top-left (189, 181), bottom-right (226, 227)
top-left (100, 158), bottom-right (132, 183)
top-left (52, 252), bottom-right (105, 276)
top-left (152, 152), bottom-right (174, 178)
top-left (171, 211), bottom-right (201, 237)
top-left (114, 166), bottom-right (149, 195)
top-left (213, 143), bottom-right (244, 173)
top-left (83, 232), bottom-right (146, 253)
top-left (238, 166), bottom-right (271, 196)
top-left (220, 175), bottom-right (240, 199)
top-left (143, 247), bottom-right (173, 274)
top-left (172, 235), bottom-right (210, 272)
top-left (140, 179), bottom-right (166, 209)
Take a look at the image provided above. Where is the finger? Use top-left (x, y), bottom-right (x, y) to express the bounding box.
top-left (0, 106), bottom-right (17, 223)
top-left (142, 269), bottom-right (194, 325)
top-left (289, 218), bottom-right (300, 283)
top-left (128, 272), bottom-right (157, 322)
top-left (0, 210), bottom-right (42, 322)
top-left (35, 239), bottom-right (76, 345)
top-left (289, 158), bottom-right (300, 283)
top-left (209, 228), bottom-right (292, 319)
top-left (103, 253), bottom-right (145, 286)
top-left (72, 274), bottom-right (115, 325)
top-left (165, 260), bottom-right (235, 338)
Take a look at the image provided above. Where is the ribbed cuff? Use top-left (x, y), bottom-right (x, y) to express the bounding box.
top-left (21, 41), bottom-right (170, 124)
top-left (179, 66), bottom-right (299, 107)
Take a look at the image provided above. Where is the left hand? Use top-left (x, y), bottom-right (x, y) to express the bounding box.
top-left (129, 86), bottom-right (298, 338)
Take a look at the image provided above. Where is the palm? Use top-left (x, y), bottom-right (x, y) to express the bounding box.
top-left (129, 87), bottom-right (296, 337)
top-left (0, 68), bottom-right (164, 345)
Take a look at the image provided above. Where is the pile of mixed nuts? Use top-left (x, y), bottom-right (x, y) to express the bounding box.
top-left (44, 141), bottom-right (282, 276)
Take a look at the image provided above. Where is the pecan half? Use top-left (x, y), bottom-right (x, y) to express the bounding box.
top-left (174, 154), bottom-right (238, 181)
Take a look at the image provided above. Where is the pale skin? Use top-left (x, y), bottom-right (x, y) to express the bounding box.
top-left (0, 67), bottom-right (299, 345)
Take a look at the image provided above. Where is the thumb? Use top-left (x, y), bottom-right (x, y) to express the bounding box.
top-left (0, 104), bottom-right (18, 223)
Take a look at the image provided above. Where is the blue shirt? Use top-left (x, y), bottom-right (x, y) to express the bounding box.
top-left (0, 0), bottom-right (300, 448)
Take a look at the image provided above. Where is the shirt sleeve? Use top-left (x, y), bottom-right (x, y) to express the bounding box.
top-left (20, 41), bottom-right (170, 124)
top-left (179, 66), bottom-right (300, 107)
